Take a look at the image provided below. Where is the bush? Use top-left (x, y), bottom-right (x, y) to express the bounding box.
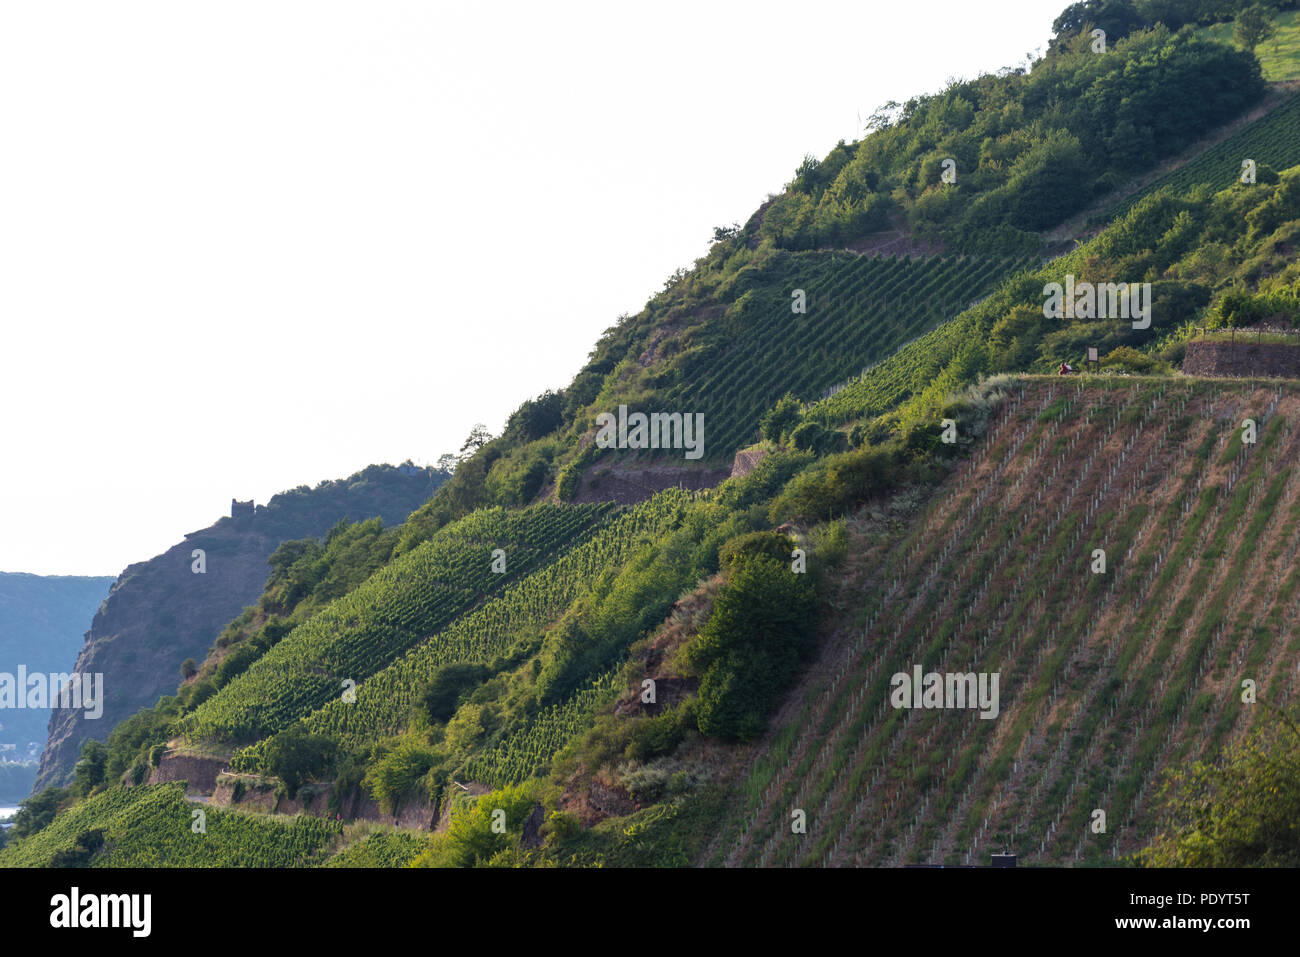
top-left (364, 736), bottom-right (441, 816)
top-left (718, 531), bottom-right (794, 571)
top-left (409, 782), bottom-right (538, 868)
top-left (420, 663), bottom-right (492, 724)
top-left (687, 555), bottom-right (818, 741)
top-left (760, 393), bottom-right (803, 443)
top-left (790, 420), bottom-right (845, 455)
top-left (11, 787), bottom-right (69, 839)
top-left (264, 724), bottom-right (337, 799)
top-left (769, 443), bottom-right (903, 522)
top-left (1101, 345), bottom-right (1160, 374)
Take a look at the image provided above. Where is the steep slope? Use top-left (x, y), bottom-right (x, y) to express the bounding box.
top-left (35, 464), bottom-right (447, 791)
top-left (179, 503), bottom-right (615, 745)
top-left (1102, 86), bottom-right (1300, 224)
top-left (10, 7), bottom-right (1300, 871)
top-left (710, 376), bottom-right (1300, 866)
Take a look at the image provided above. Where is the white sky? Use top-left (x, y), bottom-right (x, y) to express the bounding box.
top-left (1, 0), bottom-right (1066, 576)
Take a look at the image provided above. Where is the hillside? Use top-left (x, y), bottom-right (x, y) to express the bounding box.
top-left (8, 3), bottom-right (1300, 872)
top-left (711, 376), bottom-right (1300, 865)
top-left (34, 463), bottom-right (448, 791)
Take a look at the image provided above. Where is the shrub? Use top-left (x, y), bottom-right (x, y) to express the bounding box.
top-left (420, 663), bottom-right (492, 724)
top-left (790, 420), bottom-right (845, 455)
top-left (364, 736), bottom-right (441, 816)
top-left (264, 724), bottom-right (337, 799)
top-left (760, 393), bottom-right (803, 442)
top-left (718, 530), bottom-right (794, 571)
top-left (1101, 345), bottom-right (1159, 374)
top-left (687, 555), bottom-right (818, 741)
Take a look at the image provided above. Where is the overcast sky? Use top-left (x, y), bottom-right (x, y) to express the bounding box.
top-left (1, 0), bottom-right (1067, 576)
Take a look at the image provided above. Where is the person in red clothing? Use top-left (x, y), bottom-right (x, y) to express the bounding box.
top-left (1058, 361), bottom-right (1077, 375)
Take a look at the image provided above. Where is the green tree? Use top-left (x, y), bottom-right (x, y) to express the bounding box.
top-left (1142, 708), bottom-right (1300, 866)
top-left (1235, 4), bottom-right (1277, 54)
top-left (410, 783), bottom-right (537, 867)
top-left (688, 555), bottom-right (818, 741)
top-left (363, 735), bottom-right (441, 815)
top-left (73, 740), bottom-right (108, 797)
top-left (180, 658), bottom-right (198, 680)
top-left (760, 393), bottom-right (803, 443)
top-left (264, 724), bottom-right (337, 798)
top-left (421, 663), bottom-right (491, 724)
top-left (458, 423), bottom-right (495, 460)
top-left (12, 787), bottom-right (69, 839)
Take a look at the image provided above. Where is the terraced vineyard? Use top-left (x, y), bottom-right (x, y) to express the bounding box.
top-left (325, 828), bottom-right (435, 867)
top-left (710, 376), bottom-right (1300, 866)
top-left (232, 492), bottom-right (694, 767)
top-left (464, 671), bottom-right (619, 788)
top-left (804, 299), bottom-right (991, 429)
top-left (181, 503), bottom-right (614, 745)
top-left (0, 784), bottom-right (341, 867)
top-left (660, 252), bottom-right (1031, 455)
top-left (1102, 90), bottom-right (1300, 224)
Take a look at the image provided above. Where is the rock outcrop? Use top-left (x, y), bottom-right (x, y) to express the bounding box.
top-left (34, 464), bottom-right (446, 792)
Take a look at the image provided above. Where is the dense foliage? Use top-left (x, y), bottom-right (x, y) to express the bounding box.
top-left (763, 26), bottom-right (1263, 253)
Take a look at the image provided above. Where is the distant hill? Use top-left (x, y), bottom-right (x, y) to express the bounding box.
top-left (0, 572), bottom-right (114, 801)
top-left (33, 463), bottom-right (448, 792)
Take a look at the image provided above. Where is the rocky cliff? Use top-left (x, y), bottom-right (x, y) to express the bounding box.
top-left (34, 464), bottom-right (447, 792)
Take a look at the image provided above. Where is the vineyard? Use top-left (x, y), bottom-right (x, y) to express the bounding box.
top-left (0, 784), bottom-right (341, 867)
top-left (1102, 90), bottom-right (1300, 224)
top-left (232, 492), bottom-right (695, 767)
top-left (650, 251), bottom-right (1032, 456)
top-left (709, 376), bottom-right (1300, 866)
top-left (325, 827), bottom-right (435, 867)
top-left (180, 503), bottom-right (614, 745)
top-left (803, 300), bottom-right (991, 429)
top-left (464, 671), bottom-right (619, 789)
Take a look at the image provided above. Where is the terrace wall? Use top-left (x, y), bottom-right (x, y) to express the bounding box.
top-left (1182, 340), bottom-right (1300, 378)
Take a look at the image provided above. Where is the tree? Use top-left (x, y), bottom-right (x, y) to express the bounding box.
top-left (864, 100), bottom-right (901, 134)
top-left (760, 393), bottom-right (803, 443)
top-left (458, 423), bottom-right (495, 460)
top-left (12, 787), bottom-right (69, 839)
top-left (1235, 3), bottom-right (1277, 54)
top-left (180, 658), bottom-right (198, 680)
top-left (689, 555), bottom-right (818, 741)
top-left (503, 391), bottom-right (564, 443)
top-left (73, 740), bottom-right (108, 797)
top-left (435, 453), bottom-right (458, 475)
top-left (264, 724), bottom-right (337, 798)
top-left (1142, 707), bottom-right (1300, 866)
